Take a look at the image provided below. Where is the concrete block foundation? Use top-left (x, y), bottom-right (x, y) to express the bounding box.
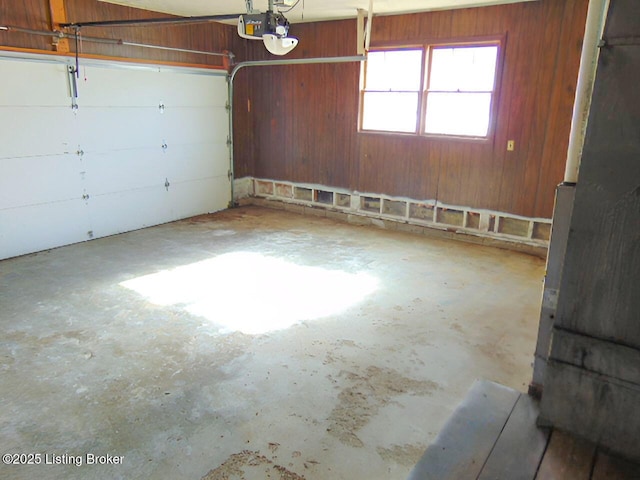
top-left (234, 177), bottom-right (551, 257)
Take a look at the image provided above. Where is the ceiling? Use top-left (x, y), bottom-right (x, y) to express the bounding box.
top-left (98, 0), bottom-right (537, 24)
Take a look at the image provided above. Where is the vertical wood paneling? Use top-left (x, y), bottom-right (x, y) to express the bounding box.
top-left (235, 0), bottom-right (588, 219)
top-left (521, 0), bottom-right (567, 207)
top-left (234, 18), bottom-right (360, 188)
top-left (0, 0), bottom-right (53, 50)
top-left (2, 1), bottom-right (588, 219)
top-left (534, 0), bottom-right (589, 215)
top-left (1, 0), bottom-right (234, 67)
top-left (450, 7), bottom-right (479, 37)
top-left (497, 2), bottom-right (564, 216)
top-left (65, 0), bottom-right (233, 66)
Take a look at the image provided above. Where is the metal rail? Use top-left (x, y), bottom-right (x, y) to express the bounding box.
top-left (227, 55), bottom-right (366, 204)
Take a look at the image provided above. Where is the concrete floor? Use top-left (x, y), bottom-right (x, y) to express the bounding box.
top-left (0, 206), bottom-right (545, 480)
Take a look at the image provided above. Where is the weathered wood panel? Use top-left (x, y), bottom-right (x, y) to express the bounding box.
top-left (550, 330), bottom-right (640, 385)
top-left (591, 450), bottom-right (640, 480)
top-left (407, 380), bottom-right (519, 480)
top-left (234, 0), bottom-right (588, 218)
top-left (554, 38), bottom-right (640, 345)
top-left (540, 362), bottom-right (640, 462)
top-left (531, 185), bottom-right (576, 388)
top-left (535, 430), bottom-right (595, 480)
top-left (477, 393), bottom-right (550, 480)
top-left (540, 2), bottom-right (640, 463)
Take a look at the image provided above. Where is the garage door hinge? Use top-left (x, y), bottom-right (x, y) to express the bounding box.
top-left (165, 178), bottom-right (170, 191)
top-left (226, 136), bottom-right (232, 146)
top-left (225, 102), bottom-right (230, 111)
top-left (228, 170), bottom-right (233, 181)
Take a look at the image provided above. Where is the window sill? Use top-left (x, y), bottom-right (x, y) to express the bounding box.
top-left (358, 129), bottom-right (494, 144)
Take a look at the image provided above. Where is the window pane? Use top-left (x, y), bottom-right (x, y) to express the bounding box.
top-left (424, 92), bottom-right (492, 137)
top-left (366, 50), bottom-right (423, 91)
top-left (429, 46), bottom-right (498, 92)
top-left (362, 92), bottom-right (419, 133)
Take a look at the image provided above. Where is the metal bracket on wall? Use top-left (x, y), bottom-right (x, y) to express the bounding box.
top-left (67, 65), bottom-right (79, 111)
top-left (164, 178), bottom-right (170, 191)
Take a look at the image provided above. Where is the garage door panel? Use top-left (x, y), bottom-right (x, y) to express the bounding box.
top-left (77, 67), bottom-right (169, 107)
top-left (0, 107), bottom-right (76, 159)
top-left (0, 154), bottom-right (82, 209)
top-left (0, 56), bottom-right (230, 261)
top-left (83, 149), bottom-right (169, 196)
top-left (208, 76), bottom-right (229, 107)
top-left (161, 107), bottom-right (228, 146)
top-left (164, 143), bottom-right (229, 182)
top-left (76, 68), bottom-right (227, 108)
top-left (168, 176), bottom-right (230, 220)
top-left (88, 188), bottom-right (170, 238)
top-left (77, 107), bottom-right (164, 152)
top-left (209, 109), bottom-right (231, 145)
top-left (209, 143), bottom-right (231, 178)
top-left (0, 60), bottom-right (71, 107)
top-left (0, 200), bottom-right (88, 259)
top-left (154, 72), bottom-right (227, 107)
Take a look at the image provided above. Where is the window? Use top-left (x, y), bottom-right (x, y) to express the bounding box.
top-left (361, 49), bottom-right (423, 133)
top-left (360, 41), bottom-right (500, 138)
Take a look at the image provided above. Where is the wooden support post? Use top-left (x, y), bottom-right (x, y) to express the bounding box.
top-left (356, 9), bottom-right (365, 55)
top-left (49, 0), bottom-right (70, 53)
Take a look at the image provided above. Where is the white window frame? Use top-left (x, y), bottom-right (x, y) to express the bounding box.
top-left (360, 39), bottom-right (503, 140)
top-left (359, 48), bottom-right (425, 134)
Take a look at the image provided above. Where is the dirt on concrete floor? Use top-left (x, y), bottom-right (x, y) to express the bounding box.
top-left (0, 206), bottom-right (545, 480)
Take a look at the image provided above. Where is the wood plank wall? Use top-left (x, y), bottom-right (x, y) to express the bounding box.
top-left (233, 0), bottom-right (589, 218)
top-left (0, 0), bottom-right (234, 67)
top-left (1, 0), bottom-right (588, 218)
top-left (230, 19), bottom-right (360, 186)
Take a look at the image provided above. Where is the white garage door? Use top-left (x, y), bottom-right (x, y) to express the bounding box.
top-left (0, 54), bottom-right (230, 260)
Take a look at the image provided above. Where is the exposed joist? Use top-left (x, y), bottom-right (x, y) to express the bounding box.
top-left (49, 0), bottom-right (70, 53)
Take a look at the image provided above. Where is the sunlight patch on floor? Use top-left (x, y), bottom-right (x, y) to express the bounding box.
top-left (120, 251), bottom-right (379, 334)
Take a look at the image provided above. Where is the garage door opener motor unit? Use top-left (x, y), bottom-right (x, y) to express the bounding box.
top-left (238, 0), bottom-right (299, 55)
